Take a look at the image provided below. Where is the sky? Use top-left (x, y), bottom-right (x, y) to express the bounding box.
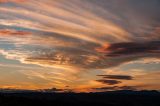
top-left (0, 0), bottom-right (160, 92)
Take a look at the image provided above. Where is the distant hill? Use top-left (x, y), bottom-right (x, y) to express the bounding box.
top-left (0, 90), bottom-right (160, 106)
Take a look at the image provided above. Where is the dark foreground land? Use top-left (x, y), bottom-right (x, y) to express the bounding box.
top-left (0, 90), bottom-right (160, 106)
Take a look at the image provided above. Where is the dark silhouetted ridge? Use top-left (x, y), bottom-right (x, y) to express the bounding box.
top-left (0, 90), bottom-right (160, 106)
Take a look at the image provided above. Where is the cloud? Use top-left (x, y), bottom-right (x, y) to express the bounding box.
top-left (96, 41), bottom-right (160, 57)
top-left (93, 86), bottom-right (118, 90)
top-left (96, 79), bottom-right (121, 85)
top-left (97, 75), bottom-right (133, 80)
top-left (0, 0), bottom-right (26, 3)
top-left (0, 0), bottom-right (160, 91)
top-left (1, 40), bottom-right (160, 70)
top-left (96, 74), bottom-right (134, 85)
top-left (40, 87), bottom-right (65, 92)
top-left (118, 86), bottom-right (137, 90)
top-left (94, 86), bottom-right (137, 91)
top-left (0, 0), bottom-right (160, 71)
top-left (0, 29), bottom-right (31, 36)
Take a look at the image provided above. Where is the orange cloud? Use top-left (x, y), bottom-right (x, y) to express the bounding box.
top-left (0, 29), bottom-right (31, 36)
top-left (95, 43), bottom-right (110, 53)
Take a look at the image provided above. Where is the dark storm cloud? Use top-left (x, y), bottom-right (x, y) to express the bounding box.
top-left (97, 75), bottom-right (133, 80)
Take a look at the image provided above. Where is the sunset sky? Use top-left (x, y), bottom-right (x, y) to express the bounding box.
top-left (0, 0), bottom-right (160, 92)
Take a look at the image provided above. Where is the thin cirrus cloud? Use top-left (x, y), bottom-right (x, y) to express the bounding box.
top-left (0, 0), bottom-right (160, 91)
